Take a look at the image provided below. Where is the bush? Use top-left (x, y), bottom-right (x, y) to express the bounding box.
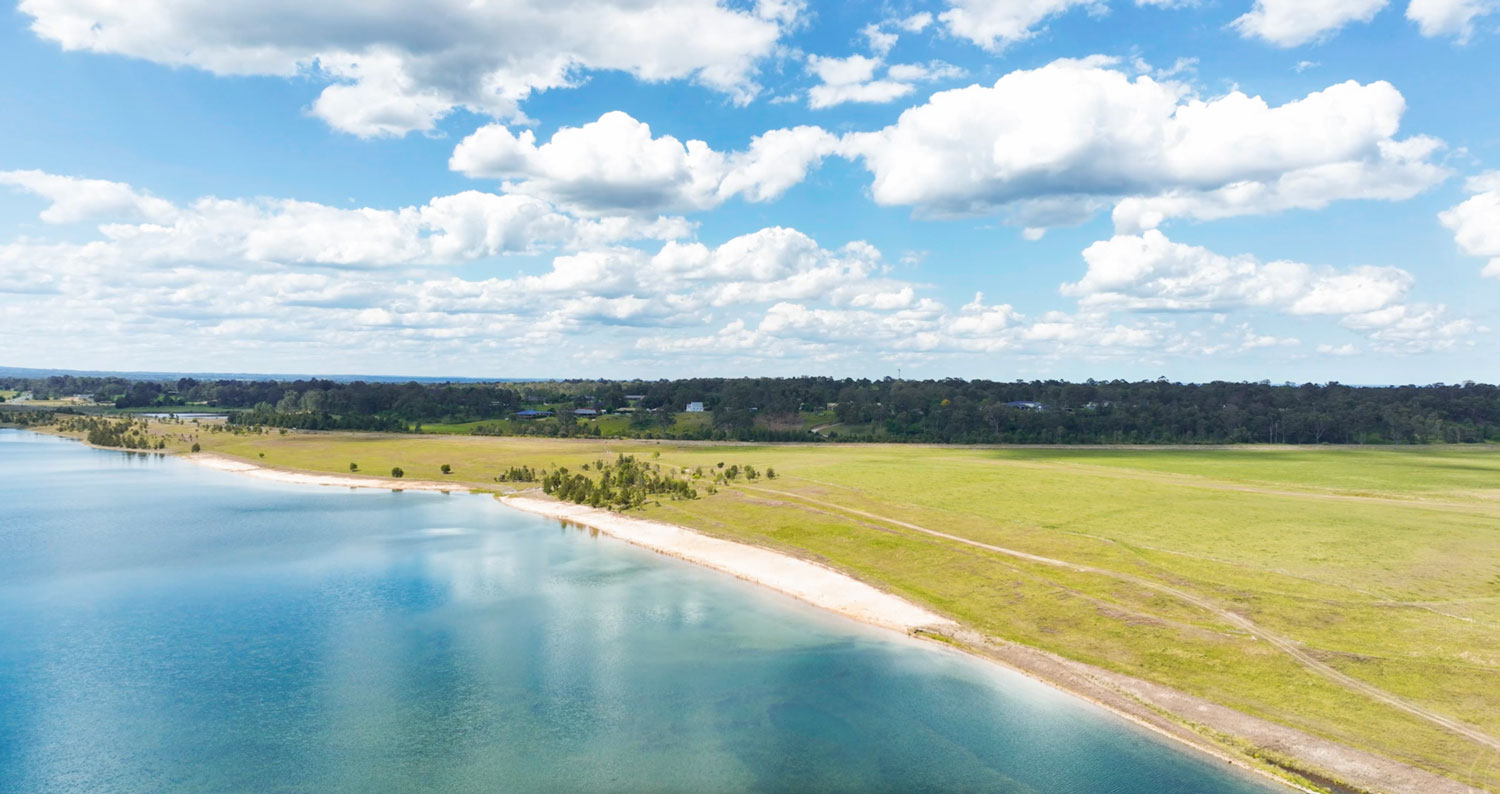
top-left (391, 467), bottom-right (404, 478)
top-left (440, 464), bottom-right (452, 474)
top-left (349, 462), bottom-right (358, 472)
top-left (191, 443), bottom-right (201, 453)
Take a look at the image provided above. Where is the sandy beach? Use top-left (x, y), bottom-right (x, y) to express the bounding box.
top-left (184, 453), bottom-right (952, 633)
top-left (187, 453), bottom-right (464, 493)
top-left (501, 495), bottom-right (955, 634)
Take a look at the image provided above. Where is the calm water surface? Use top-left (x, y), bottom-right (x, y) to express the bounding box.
top-left (0, 430), bottom-right (1282, 793)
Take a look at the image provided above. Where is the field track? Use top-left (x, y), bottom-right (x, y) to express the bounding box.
top-left (744, 482), bottom-right (1500, 753)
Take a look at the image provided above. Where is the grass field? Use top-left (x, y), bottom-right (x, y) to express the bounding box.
top-left (55, 422), bottom-right (1500, 791)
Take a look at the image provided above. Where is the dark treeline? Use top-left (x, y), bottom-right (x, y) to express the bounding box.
top-left (542, 377), bottom-right (1500, 444)
top-left (4, 374), bottom-right (1498, 444)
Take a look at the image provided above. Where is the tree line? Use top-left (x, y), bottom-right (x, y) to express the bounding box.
top-left (4, 373), bottom-right (1498, 444)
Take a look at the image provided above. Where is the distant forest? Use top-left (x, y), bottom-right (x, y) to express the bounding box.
top-left (3, 373), bottom-right (1499, 445)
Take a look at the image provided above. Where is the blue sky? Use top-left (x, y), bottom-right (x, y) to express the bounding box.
top-left (1, 0), bottom-right (1497, 381)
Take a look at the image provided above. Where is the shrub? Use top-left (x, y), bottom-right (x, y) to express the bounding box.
top-left (349, 462), bottom-right (358, 472)
top-left (391, 467), bottom-right (404, 478)
top-left (440, 464), bottom-right (452, 474)
top-left (191, 443), bottom-right (201, 453)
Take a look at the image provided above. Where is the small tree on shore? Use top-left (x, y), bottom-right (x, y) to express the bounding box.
top-left (391, 466), bottom-right (404, 478)
top-left (191, 443), bottom-right (201, 453)
top-left (440, 464), bottom-right (452, 474)
top-left (349, 462), bottom-right (358, 472)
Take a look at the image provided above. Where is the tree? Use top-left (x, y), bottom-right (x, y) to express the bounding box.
top-left (440, 463), bottom-right (452, 474)
top-left (349, 462), bottom-right (358, 472)
top-left (191, 443), bottom-right (200, 453)
top-left (391, 467), bottom-right (404, 478)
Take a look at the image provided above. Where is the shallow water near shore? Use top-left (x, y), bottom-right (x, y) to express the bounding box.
top-left (0, 429), bottom-right (1283, 793)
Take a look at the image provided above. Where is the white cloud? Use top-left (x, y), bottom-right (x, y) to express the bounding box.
top-left (18, 0), bottom-right (797, 137)
top-left (1439, 172), bottom-right (1500, 278)
top-left (1233, 0), bottom-right (1389, 47)
top-left (1, 170), bottom-right (688, 272)
top-left (862, 23), bottom-right (899, 55)
top-left (450, 111), bottom-right (839, 213)
top-left (898, 12), bottom-right (935, 31)
top-left (1317, 342), bottom-right (1360, 355)
top-left (804, 54), bottom-right (963, 109)
top-left (1340, 303), bottom-right (1483, 353)
top-left (0, 170), bottom-right (177, 224)
top-left (1061, 229), bottom-right (1480, 355)
top-left (938, 0), bottom-right (1103, 50)
top-left (1064, 230), bottom-right (1413, 316)
top-left (2, 169), bottom-right (1477, 371)
top-left (837, 58), bottom-right (1446, 231)
top-left (1406, 0), bottom-right (1499, 39)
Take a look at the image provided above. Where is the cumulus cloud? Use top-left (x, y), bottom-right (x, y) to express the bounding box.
top-left (837, 58), bottom-right (1447, 231)
top-left (1406, 0), bottom-right (1498, 39)
top-left (804, 54), bottom-right (963, 109)
top-left (1233, 0), bottom-right (1389, 46)
top-left (1340, 303), bottom-right (1484, 353)
top-left (1, 170), bottom-right (690, 271)
top-left (0, 170), bottom-right (178, 224)
top-left (1063, 230), bottom-right (1479, 354)
top-left (450, 111), bottom-right (839, 214)
top-left (938, 0), bottom-right (1103, 50)
top-left (3, 168), bottom-right (1476, 372)
top-left (898, 12), bottom-right (935, 31)
top-left (18, 0), bottom-right (797, 137)
top-left (1064, 230), bottom-right (1413, 315)
top-left (861, 24), bottom-right (900, 55)
top-left (1439, 172), bottom-right (1500, 278)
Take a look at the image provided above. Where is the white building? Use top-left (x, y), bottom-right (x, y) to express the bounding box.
top-left (685, 401), bottom-right (704, 412)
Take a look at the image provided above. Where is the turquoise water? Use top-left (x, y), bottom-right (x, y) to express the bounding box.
top-left (0, 430), bottom-right (1282, 793)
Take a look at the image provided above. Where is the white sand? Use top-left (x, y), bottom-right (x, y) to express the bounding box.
top-left (183, 453), bottom-right (951, 634)
top-left (186, 453), bottom-right (462, 493)
top-left (502, 495), bottom-right (955, 634)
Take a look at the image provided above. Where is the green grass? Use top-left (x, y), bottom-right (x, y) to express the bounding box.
top-left (989, 445), bottom-right (1500, 497)
top-left (76, 426), bottom-right (1500, 790)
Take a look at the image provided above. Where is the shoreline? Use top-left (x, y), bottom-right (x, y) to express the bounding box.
top-left (500, 495), bottom-right (954, 635)
top-left (144, 447), bottom-right (1488, 794)
top-left (187, 453), bottom-right (465, 493)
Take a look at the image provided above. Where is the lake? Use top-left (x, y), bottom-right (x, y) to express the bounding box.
top-left (0, 429), bottom-right (1282, 793)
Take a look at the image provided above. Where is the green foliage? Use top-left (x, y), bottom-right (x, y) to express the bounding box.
top-left (496, 465), bottom-right (538, 483)
top-left (349, 462), bottom-right (358, 472)
top-left (24, 372), bottom-right (1492, 446)
top-left (391, 466), bottom-right (404, 478)
top-left (191, 443), bottom-right (201, 453)
top-left (541, 454), bottom-right (698, 511)
top-left (440, 463), bottom-right (452, 474)
top-left (56, 416), bottom-right (158, 449)
top-left (0, 408), bottom-right (54, 427)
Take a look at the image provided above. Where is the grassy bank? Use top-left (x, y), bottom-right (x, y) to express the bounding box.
top-left (39, 420), bottom-right (1500, 791)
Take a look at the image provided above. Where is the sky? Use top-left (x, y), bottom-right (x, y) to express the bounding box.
top-left (0, 0), bottom-right (1497, 381)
